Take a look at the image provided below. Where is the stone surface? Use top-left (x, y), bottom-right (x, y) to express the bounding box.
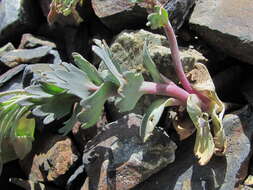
top-left (190, 0), bottom-right (253, 64)
top-left (92, 0), bottom-right (195, 33)
top-left (70, 114), bottom-right (177, 190)
top-left (0, 0), bottom-right (39, 43)
top-left (0, 46), bottom-right (52, 67)
top-left (19, 132), bottom-right (79, 187)
top-left (0, 64), bottom-right (26, 87)
top-left (18, 33), bottom-right (56, 49)
top-left (134, 106), bottom-right (253, 190)
top-left (99, 29), bottom-right (207, 119)
top-left (164, 0), bottom-right (196, 30)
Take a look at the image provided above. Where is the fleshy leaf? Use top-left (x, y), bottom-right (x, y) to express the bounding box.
top-left (72, 52), bottom-right (103, 86)
top-left (187, 94), bottom-right (215, 165)
top-left (92, 40), bottom-right (125, 87)
top-left (115, 71), bottom-right (144, 112)
top-left (140, 98), bottom-right (180, 142)
top-left (58, 103), bottom-right (82, 135)
top-left (78, 82), bottom-right (115, 128)
top-left (147, 6), bottom-right (169, 30)
top-left (143, 41), bottom-right (163, 83)
top-left (44, 62), bottom-right (96, 99)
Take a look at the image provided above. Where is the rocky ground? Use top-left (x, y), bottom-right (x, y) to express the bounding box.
top-left (0, 0), bottom-right (253, 190)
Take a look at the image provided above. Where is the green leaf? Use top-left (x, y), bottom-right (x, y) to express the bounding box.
top-left (92, 40), bottom-right (125, 87)
top-left (58, 103), bottom-right (82, 135)
top-left (31, 92), bottom-right (75, 125)
top-left (115, 71), bottom-right (144, 112)
top-left (143, 41), bottom-right (163, 83)
top-left (128, 0), bottom-right (143, 3)
top-left (72, 52), bottom-right (103, 86)
top-left (44, 62), bottom-right (96, 99)
top-left (187, 94), bottom-right (215, 165)
top-left (147, 6), bottom-right (169, 30)
top-left (140, 98), bottom-right (179, 142)
top-left (78, 82), bottom-right (115, 128)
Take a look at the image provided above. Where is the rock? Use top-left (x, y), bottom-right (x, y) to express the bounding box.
top-left (9, 178), bottom-right (61, 190)
top-left (92, 0), bottom-right (194, 33)
top-left (0, 64), bottom-right (26, 87)
top-left (18, 33), bottom-right (56, 49)
top-left (134, 106), bottom-right (253, 190)
top-left (164, 0), bottom-right (196, 30)
top-left (189, 0), bottom-right (253, 64)
top-left (0, 43), bottom-right (15, 56)
top-left (0, 46), bottom-right (52, 67)
top-left (0, 0), bottom-right (40, 43)
top-left (72, 112), bottom-right (108, 152)
top-left (99, 29), bottom-right (206, 119)
top-left (70, 113), bottom-right (177, 190)
top-left (0, 71), bottom-right (23, 102)
top-left (19, 133), bottom-right (79, 187)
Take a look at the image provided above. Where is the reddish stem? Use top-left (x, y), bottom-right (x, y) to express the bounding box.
top-left (163, 22), bottom-right (193, 93)
top-left (140, 81), bottom-right (189, 104)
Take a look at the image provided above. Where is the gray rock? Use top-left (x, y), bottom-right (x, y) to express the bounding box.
top-left (92, 0), bottom-right (195, 33)
top-left (0, 43), bottom-right (15, 56)
top-left (0, 0), bottom-right (39, 43)
top-left (0, 64), bottom-right (26, 87)
top-left (164, 0), bottom-right (196, 30)
top-left (18, 33), bottom-right (56, 49)
top-left (134, 106), bottom-right (253, 190)
top-left (69, 114), bottom-right (177, 190)
top-left (190, 0), bottom-right (253, 64)
top-left (0, 46), bottom-right (52, 67)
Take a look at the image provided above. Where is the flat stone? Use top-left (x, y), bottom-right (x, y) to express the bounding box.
top-left (0, 64), bottom-right (26, 87)
top-left (70, 114), bottom-right (177, 190)
top-left (190, 0), bottom-right (253, 64)
top-left (134, 106), bottom-right (253, 190)
top-left (20, 133), bottom-right (79, 187)
top-left (18, 33), bottom-right (56, 49)
top-left (0, 0), bottom-right (39, 43)
top-left (0, 46), bottom-right (52, 67)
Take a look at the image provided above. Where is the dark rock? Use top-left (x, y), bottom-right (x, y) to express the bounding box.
top-left (19, 132), bottom-right (80, 187)
top-left (92, 0), bottom-right (195, 33)
top-left (9, 178), bottom-right (61, 190)
top-left (0, 46), bottom-right (52, 67)
top-left (72, 112), bottom-right (107, 152)
top-left (0, 72), bottom-right (23, 102)
top-left (18, 33), bottom-right (56, 49)
top-left (0, 64), bottom-right (26, 87)
top-left (164, 0), bottom-right (196, 30)
top-left (70, 113), bottom-right (177, 190)
top-left (91, 0), bottom-right (167, 33)
top-left (190, 0), bottom-right (253, 65)
top-left (0, 160), bottom-right (26, 190)
top-left (134, 106), bottom-right (253, 190)
top-left (0, 0), bottom-right (40, 44)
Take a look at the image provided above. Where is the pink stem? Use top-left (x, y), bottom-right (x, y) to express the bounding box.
top-left (163, 22), bottom-right (193, 93)
top-left (140, 81), bottom-right (189, 104)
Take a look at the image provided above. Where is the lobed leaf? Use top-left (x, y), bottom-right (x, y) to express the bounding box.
top-left (143, 41), bottom-right (163, 83)
top-left (147, 6), bottom-right (169, 30)
top-left (72, 52), bottom-right (103, 86)
top-left (78, 82), bottom-right (115, 128)
top-left (92, 40), bottom-right (125, 87)
top-left (115, 71), bottom-right (144, 112)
